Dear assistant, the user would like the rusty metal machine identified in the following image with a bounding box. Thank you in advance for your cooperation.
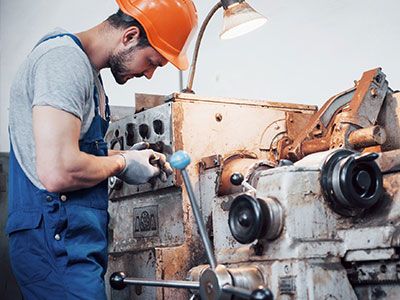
[106,68,400,299]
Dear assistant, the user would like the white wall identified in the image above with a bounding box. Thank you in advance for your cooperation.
[1,0,399,152]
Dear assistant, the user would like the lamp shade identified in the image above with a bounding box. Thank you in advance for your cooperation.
[220,1,267,40]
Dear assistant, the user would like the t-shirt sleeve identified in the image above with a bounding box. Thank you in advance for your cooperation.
[32,46,92,121]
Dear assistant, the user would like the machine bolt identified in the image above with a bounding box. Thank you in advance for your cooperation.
[370,88,378,98]
[252,242,264,256]
[284,265,290,274]
[380,265,387,273]
[215,113,223,122]
[374,74,382,84]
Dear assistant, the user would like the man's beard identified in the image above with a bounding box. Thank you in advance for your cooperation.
[109,45,136,85]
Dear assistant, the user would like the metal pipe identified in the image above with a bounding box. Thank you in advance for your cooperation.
[301,138,330,156]
[348,125,387,148]
[179,70,184,91]
[123,278,200,289]
[183,2,223,93]
[181,169,218,269]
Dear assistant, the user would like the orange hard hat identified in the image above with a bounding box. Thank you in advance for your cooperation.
[116,0,198,70]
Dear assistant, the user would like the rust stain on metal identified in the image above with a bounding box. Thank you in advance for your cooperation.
[376,149,400,173]
[199,154,222,170]
[218,157,271,196]
[278,68,390,162]
[156,246,192,300]
[285,111,315,141]
[135,93,167,113]
[172,102,185,187]
[348,126,387,148]
[301,138,330,156]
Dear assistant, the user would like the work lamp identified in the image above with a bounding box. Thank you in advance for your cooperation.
[183,0,267,93]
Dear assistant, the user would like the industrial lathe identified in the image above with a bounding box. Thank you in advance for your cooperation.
[106,68,400,299]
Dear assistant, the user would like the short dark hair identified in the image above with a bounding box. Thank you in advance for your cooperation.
[106,10,150,48]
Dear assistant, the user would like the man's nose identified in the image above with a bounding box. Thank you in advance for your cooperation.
[144,67,156,79]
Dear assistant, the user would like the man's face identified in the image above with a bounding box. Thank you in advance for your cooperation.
[109,44,168,85]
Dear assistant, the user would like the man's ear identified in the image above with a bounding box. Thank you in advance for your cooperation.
[122,26,140,46]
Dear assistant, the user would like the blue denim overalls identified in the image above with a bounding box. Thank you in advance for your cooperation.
[6,33,110,299]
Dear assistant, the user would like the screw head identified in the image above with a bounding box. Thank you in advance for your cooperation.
[215,113,223,122]
[370,88,378,98]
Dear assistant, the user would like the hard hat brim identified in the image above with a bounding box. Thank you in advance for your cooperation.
[154,46,189,71]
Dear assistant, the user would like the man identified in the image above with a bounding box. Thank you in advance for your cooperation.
[6,0,198,299]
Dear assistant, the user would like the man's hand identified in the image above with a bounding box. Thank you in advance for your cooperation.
[116,142,173,184]
[117,149,165,185]
[149,153,173,182]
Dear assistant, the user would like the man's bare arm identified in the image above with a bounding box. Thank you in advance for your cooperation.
[33,106,125,192]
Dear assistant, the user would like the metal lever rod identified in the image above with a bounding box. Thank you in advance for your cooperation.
[170,151,218,269]
[123,278,200,289]
[181,168,218,269]
[110,272,200,290]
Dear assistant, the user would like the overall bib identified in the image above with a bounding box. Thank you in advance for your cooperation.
[6,33,111,300]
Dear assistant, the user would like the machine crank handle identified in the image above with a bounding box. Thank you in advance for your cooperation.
[110,272,200,290]
[110,271,274,300]
[222,284,273,300]
[170,150,218,269]
[354,152,379,162]
[230,172,257,193]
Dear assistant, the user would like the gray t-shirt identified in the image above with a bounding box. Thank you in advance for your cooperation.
[9,29,106,189]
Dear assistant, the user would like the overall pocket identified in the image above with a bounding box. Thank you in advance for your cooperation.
[7,211,52,285]
[64,205,109,273]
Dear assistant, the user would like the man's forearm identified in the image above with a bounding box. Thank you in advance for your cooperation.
[37,150,125,192]
[108,149,123,156]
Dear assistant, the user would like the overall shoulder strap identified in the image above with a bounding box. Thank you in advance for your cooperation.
[35,32,111,122]
[35,33,84,51]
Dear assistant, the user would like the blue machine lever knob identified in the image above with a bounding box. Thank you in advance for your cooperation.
[169,150,191,170]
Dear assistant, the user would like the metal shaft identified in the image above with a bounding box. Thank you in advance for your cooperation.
[181,169,218,269]
[348,125,387,148]
[123,278,200,289]
[184,2,223,93]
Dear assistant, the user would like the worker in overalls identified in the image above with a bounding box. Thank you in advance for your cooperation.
[6,0,197,299]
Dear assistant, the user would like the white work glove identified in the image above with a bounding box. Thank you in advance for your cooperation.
[116,142,173,185]
[117,149,161,185]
